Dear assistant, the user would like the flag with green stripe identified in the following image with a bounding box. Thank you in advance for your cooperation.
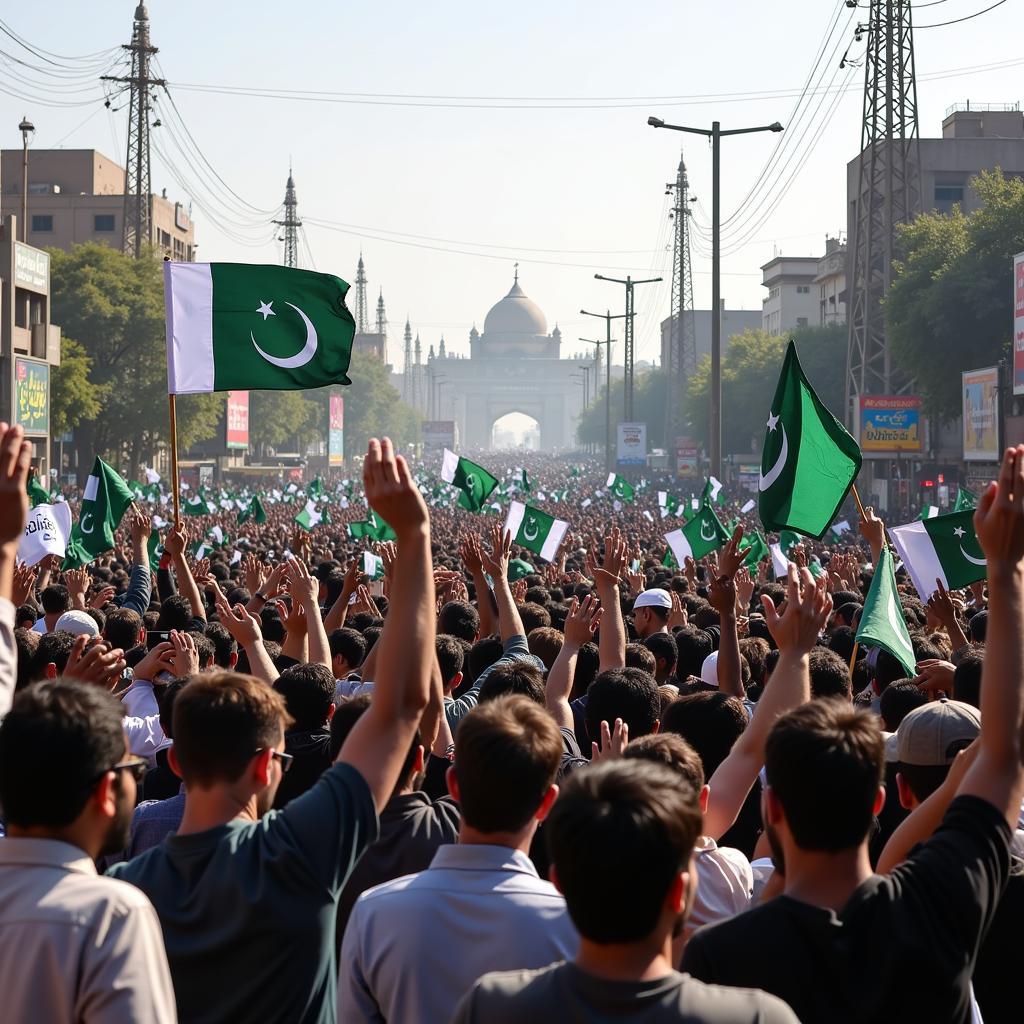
[889,510,986,602]
[856,545,916,677]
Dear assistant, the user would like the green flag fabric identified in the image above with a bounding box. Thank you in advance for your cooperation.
[701,477,724,506]
[953,487,977,512]
[362,551,385,580]
[739,530,769,569]
[662,547,677,568]
[606,473,635,503]
[27,472,50,508]
[508,558,534,582]
[504,501,568,562]
[63,457,134,569]
[165,262,356,394]
[147,528,164,569]
[658,491,680,515]
[348,510,396,542]
[183,493,212,517]
[758,340,862,538]
[237,495,267,525]
[664,503,729,565]
[889,510,987,602]
[856,546,916,677]
[441,449,498,512]
[294,500,323,531]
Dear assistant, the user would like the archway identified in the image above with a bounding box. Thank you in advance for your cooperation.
[490,411,541,450]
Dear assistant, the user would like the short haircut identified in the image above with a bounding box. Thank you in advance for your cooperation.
[157,678,188,739]
[189,632,215,668]
[454,695,562,833]
[438,601,479,643]
[274,663,335,731]
[826,626,857,664]
[329,627,367,669]
[478,661,546,706]
[518,602,551,633]
[545,760,702,943]
[953,648,983,709]
[638,604,670,625]
[468,635,503,682]
[435,634,465,687]
[879,679,928,732]
[29,630,77,682]
[585,668,660,741]
[675,627,714,681]
[157,594,195,631]
[0,679,125,827]
[645,633,678,675]
[172,673,291,786]
[625,642,657,675]
[969,610,987,643]
[329,693,372,759]
[809,647,853,702]
[572,642,600,700]
[40,585,71,616]
[874,649,908,692]
[104,608,144,652]
[662,690,748,776]
[765,700,884,851]
[527,627,563,671]
[623,732,705,791]
[204,621,238,668]
[738,637,769,686]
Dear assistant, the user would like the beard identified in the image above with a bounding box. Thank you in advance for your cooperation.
[99,774,135,858]
[765,821,786,876]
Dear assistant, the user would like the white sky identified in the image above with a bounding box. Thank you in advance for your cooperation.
[2,0,1020,366]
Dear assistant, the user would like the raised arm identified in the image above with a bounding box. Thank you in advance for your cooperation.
[323,558,364,633]
[957,446,1024,826]
[927,578,969,652]
[212,584,278,686]
[120,506,154,617]
[859,506,886,567]
[592,527,627,671]
[546,595,602,730]
[480,524,524,642]
[338,438,433,812]
[460,534,496,637]
[0,423,31,719]
[707,526,745,702]
[288,556,331,672]
[164,522,206,623]
[703,565,832,840]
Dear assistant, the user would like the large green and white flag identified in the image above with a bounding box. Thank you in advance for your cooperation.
[953,487,977,512]
[856,546,916,677]
[889,510,987,602]
[294,500,323,531]
[505,501,568,562]
[63,457,134,569]
[607,473,635,503]
[237,495,267,525]
[758,340,862,538]
[164,262,356,394]
[362,550,385,580]
[664,503,729,565]
[441,449,498,512]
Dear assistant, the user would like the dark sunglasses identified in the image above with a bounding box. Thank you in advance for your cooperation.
[108,758,148,783]
[254,748,294,774]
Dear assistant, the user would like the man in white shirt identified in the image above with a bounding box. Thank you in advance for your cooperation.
[338,694,578,1023]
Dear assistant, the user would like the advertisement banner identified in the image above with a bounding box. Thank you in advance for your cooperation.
[1014,252,1024,395]
[962,366,1000,462]
[675,436,699,478]
[14,358,48,434]
[328,393,345,467]
[14,243,49,291]
[225,391,249,449]
[859,396,923,453]
[617,422,647,466]
[422,420,456,450]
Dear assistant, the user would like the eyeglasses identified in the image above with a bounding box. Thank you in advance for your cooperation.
[108,758,148,783]
[254,748,294,774]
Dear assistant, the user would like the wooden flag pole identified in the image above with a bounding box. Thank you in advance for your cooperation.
[850,482,867,523]
[168,393,180,523]
[849,640,859,674]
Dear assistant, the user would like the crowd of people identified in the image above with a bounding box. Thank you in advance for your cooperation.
[0,415,1020,1024]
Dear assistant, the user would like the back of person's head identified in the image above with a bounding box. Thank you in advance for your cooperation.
[809,646,853,702]
[40,585,71,616]
[172,673,290,786]
[834,601,863,628]
[738,636,769,686]
[157,678,188,739]
[874,649,908,692]
[435,633,465,689]
[832,590,863,611]
[329,693,372,759]
[518,602,551,633]
[0,679,125,827]
[645,632,678,677]
[478,661,545,705]
[895,698,980,802]
[622,732,705,791]
[438,600,479,642]
[572,641,600,697]
[826,625,857,664]
[104,608,143,652]
[14,628,38,691]
[675,626,714,681]
[545,759,702,943]
[29,630,76,681]
[157,594,194,632]
[205,621,238,669]
[329,627,367,671]
[454,695,562,833]
[765,699,884,851]
[879,679,928,732]
[953,648,984,708]
[189,632,215,670]
[585,668,660,740]
[527,626,563,671]
[969,609,988,643]
[274,663,335,731]
[468,634,503,682]
[662,690,747,776]
[624,642,656,675]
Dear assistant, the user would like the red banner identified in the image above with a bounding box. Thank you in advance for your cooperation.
[226,391,249,449]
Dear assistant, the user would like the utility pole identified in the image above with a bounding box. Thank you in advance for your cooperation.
[648,115,784,477]
[594,275,661,422]
[353,254,369,333]
[581,310,629,470]
[103,4,165,258]
[413,333,423,414]
[846,0,921,418]
[18,116,34,243]
[274,167,301,268]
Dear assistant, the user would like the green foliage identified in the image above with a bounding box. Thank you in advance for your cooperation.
[50,336,106,436]
[887,169,1024,421]
[249,390,321,452]
[340,349,421,457]
[577,369,668,450]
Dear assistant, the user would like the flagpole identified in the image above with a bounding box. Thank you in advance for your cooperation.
[849,641,859,674]
[850,483,867,523]
[168,394,180,523]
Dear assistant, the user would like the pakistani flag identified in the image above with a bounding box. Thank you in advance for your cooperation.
[889,510,987,602]
[348,510,396,542]
[184,492,213,517]
[664,503,729,565]
[27,472,51,508]
[441,449,498,512]
[916,505,939,521]
[164,262,356,394]
[953,487,977,512]
[505,501,568,563]
[662,547,677,568]
[701,476,724,506]
[307,477,325,499]
[294,500,323,531]
[739,530,769,569]
[856,546,916,677]
[508,558,534,582]
[147,528,164,568]
[658,491,680,515]
[362,551,385,580]
[237,495,267,525]
[63,458,134,569]
[758,340,862,538]
[607,473,635,503]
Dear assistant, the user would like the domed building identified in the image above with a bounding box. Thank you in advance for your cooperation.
[472,273,561,359]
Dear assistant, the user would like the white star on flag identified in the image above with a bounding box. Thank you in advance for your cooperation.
[256,300,275,320]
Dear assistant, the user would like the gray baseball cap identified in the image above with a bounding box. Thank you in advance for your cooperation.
[895,698,979,767]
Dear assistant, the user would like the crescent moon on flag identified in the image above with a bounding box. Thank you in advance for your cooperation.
[80,512,94,535]
[959,544,987,567]
[886,591,914,657]
[523,517,540,542]
[700,519,717,543]
[251,302,318,369]
[759,422,789,492]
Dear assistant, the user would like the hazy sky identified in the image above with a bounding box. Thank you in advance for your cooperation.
[2,0,1020,367]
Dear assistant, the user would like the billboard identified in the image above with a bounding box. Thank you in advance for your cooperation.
[422,420,456,450]
[859,396,923,453]
[328,393,344,466]
[1014,252,1024,395]
[14,358,48,434]
[225,391,249,449]
[675,437,699,478]
[962,366,1000,462]
[617,422,647,466]
[13,243,49,291]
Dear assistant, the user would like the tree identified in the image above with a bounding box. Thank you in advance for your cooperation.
[249,391,321,454]
[340,349,420,457]
[577,369,668,450]
[887,169,1024,422]
[50,336,106,437]
[48,243,221,476]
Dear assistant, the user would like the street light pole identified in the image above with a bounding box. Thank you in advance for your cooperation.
[19,115,35,243]
[581,311,627,471]
[648,115,783,478]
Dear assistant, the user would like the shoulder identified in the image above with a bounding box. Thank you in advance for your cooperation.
[680,974,799,1023]
[457,963,565,1018]
[80,869,162,918]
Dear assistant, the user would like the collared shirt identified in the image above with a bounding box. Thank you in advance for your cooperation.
[120,679,171,760]
[0,837,176,1023]
[338,843,578,1023]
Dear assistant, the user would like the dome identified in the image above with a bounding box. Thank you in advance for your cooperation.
[483,278,548,339]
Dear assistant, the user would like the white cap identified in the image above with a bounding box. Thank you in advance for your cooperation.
[700,651,719,687]
[634,588,672,610]
[54,610,99,638]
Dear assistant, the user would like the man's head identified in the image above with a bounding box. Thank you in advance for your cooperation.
[450,695,561,837]
[29,630,77,682]
[674,626,714,681]
[895,698,980,808]
[54,610,100,639]
[527,627,563,671]
[438,600,480,643]
[204,622,239,670]
[624,642,657,676]
[170,673,292,814]
[644,632,678,684]
[633,589,671,639]
[0,679,138,858]
[517,602,551,633]
[274,663,336,731]
[329,627,367,679]
[40,585,71,618]
[953,648,984,708]
[435,634,465,695]
[478,660,546,705]
[585,668,660,741]
[157,594,195,632]
[878,678,928,733]
[104,608,145,653]
[808,647,853,702]
[662,690,747,777]
[546,759,702,944]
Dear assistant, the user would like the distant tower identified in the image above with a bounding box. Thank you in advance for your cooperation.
[102,4,165,257]
[375,289,388,363]
[413,333,423,413]
[438,336,446,359]
[274,167,301,269]
[402,318,413,403]
[353,254,369,333]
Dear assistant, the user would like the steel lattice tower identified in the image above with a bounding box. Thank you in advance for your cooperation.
[274,168,301,268]
[402,319,413,403]
[846,0,921,420]
[102,4,164,257]
[353,255,369,333]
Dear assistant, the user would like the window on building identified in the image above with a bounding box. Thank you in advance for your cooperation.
[796,285,810,294]
[934,185,964,204]
[94,214,116,232]
[796,317,809,328]
[31,214,53,233]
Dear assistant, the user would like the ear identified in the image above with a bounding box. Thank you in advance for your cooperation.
[139,626,147,646]
[253,748,275,788]
[651,719,660,735]
[46,662,57,680]
[873,783,886,816]
[168,746,184,780]
[666,869,686,915]
[90,771,118,821]
[229,651,238,670]
[325,703,336,723]
[699,783,710,816]
[413,745,425,774]
[446,764,460,802]
[763,784,784,826]
[450,671,463,692]
[534,783,559,823]
[895,772,916,811]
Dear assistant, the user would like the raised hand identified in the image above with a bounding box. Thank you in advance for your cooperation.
[215,599,263,649]
[668,590,688,629]
[164,521,187,559]
[914,658,955,696]
[64,637,126,691]
[285,556,318,608]
[363,437,428,539]
[12,563,38,606]
[0,422,31,550]
[564,594,603,648]
[64,566,90,606]
[90,585,117,610]
[132,641,176,682]
[859,506,886,561]
[761,564,833,656]
[719,525,745,578]
[459,535,484,577]
[170,629,201,678]
[243,553,267,595]
[511,578,528,603]
[591,717,629,763]
[481,524,512,579]
[128,504,150,550]
[735,566,756,613]
[974,445,1024,570]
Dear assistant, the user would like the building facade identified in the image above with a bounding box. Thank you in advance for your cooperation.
[815,236,846,326]
[760,256,819,335]
[659,307,762,368]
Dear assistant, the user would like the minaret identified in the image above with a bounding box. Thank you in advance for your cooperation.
[438,336,446,359]
[413,332,423,413]
[274,166,301,269]
[353,253,369,333]
[375,288,388,363]
[402,318,413,403]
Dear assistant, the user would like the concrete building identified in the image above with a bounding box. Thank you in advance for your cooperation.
[0,148,196,260]
[659,306,762,368]
[815,236,846,326]
[760,256,818,335]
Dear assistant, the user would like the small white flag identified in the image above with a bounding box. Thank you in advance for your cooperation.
[19,502,72,566]
[230,549,243,565]
[769,543,792,579]
[153,515,168,529]
[643,510,653,522]
[741,499,756,514]
[691,498,700,511]
[581,498,592,509]
[144,466,161,484]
